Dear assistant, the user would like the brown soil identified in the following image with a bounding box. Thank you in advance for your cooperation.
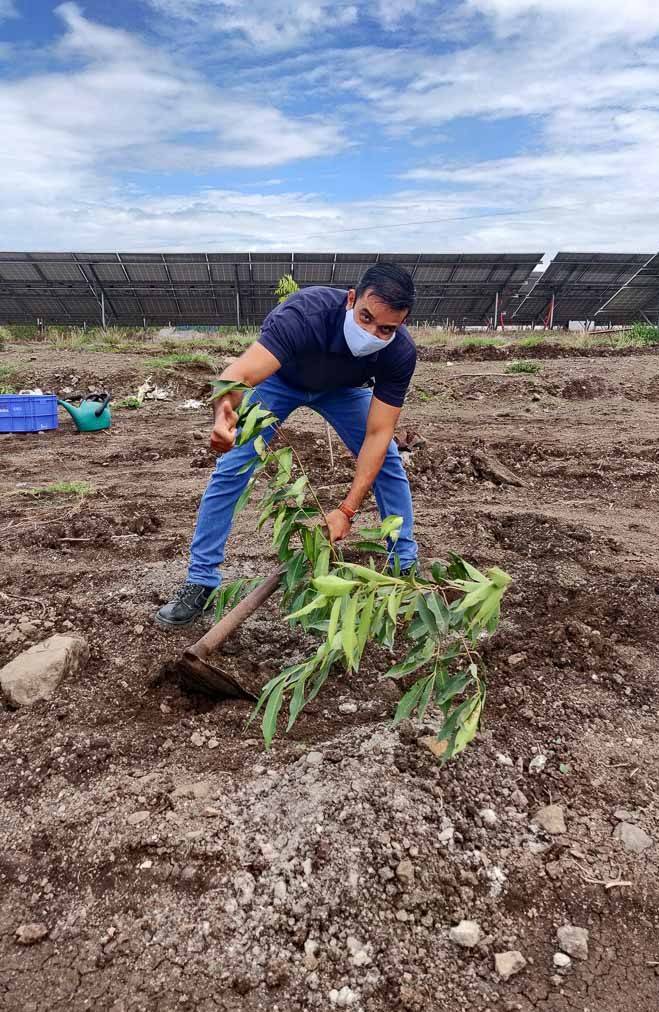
[1,342,658,1011]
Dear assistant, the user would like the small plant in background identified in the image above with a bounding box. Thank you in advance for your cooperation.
[505,360,542,375]
[146,351,215,371]
[458,336,506,349]
[275,274,300,303]
[517,335,544,349]
[208,380,512,761]
[628,322,659,346]
[114,396,141,409]
[0,363,20,394]
[20,480,95,498]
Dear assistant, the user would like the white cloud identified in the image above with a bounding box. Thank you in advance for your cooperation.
[0,0,17,21]
[145,0,358,49]
[465,0,659,42]
[0,1,344,205]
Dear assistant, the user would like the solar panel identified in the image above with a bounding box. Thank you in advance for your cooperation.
[0,250,545,326]
[594,253,659,322]
[512,252,654,324]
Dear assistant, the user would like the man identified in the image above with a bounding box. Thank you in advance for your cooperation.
[155,262,419,628]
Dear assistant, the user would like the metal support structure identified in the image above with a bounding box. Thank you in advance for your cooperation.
[493,290,499,330]
[100,291,106,330]
[234,263,242,328]
[161,254,182,318]
[548,292,555,329]
[115,253,146,319]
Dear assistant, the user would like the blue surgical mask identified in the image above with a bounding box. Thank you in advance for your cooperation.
[343,308,397,358]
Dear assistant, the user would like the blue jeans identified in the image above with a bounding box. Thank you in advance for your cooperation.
[187,374,418,588]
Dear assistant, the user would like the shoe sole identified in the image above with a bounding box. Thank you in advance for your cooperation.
[153,612,203,630]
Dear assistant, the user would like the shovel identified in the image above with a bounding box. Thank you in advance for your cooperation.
[178,566,285,699]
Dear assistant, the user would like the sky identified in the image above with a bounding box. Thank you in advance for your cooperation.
[1,1,659,253]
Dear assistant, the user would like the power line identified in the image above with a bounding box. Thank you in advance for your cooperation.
[298,203,583,242]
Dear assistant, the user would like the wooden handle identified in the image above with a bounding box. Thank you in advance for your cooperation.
[188,567,285,661]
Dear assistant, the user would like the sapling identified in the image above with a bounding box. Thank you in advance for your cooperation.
[208,379,512,761]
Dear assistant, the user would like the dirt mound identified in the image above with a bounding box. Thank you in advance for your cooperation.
[561,375,608,400]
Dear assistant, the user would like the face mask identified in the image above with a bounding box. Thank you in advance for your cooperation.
[343,307,397,358]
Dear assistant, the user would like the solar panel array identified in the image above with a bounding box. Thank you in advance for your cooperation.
[510,253,658,325]
[0,251,657,327]
[0,252,541,327]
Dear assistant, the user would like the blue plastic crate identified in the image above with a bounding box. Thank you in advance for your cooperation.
[0,394,59,433]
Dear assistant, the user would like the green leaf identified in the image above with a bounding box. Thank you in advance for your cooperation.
[415,593,439,636]
[353,540,389,555]
[209,379,251,401]
[287,475,308,503]
[426,593,449,635]
[312,575,357,597]
[430,560,448,583]
[434,672,469,706]
[262,679,286,748]
[341,594,358,669]
[287,595,328,620]
[314,547,331,578]
[380,515,404,539]
[386,637,435,679]
[341,562,400,586]
[452,695,484,756]
[356,591,376,659]
[237,454,259,475]
[356,525,384,540]
[286,665,312,731]
[234,479,255,514]
[392,679,425,726]
[322,596,341,645]
[387,589,402,623]
[274,447,293,485]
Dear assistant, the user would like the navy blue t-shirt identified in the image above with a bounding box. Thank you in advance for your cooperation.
[258,286,416,408]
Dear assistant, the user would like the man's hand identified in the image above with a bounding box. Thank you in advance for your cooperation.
[210,398,238,453]
[324,508,352,545]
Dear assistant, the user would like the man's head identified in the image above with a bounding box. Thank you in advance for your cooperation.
[346,263,415,341]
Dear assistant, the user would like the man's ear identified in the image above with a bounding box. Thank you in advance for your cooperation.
[346,288,356,309]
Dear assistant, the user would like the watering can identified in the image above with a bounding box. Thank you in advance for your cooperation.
[57,393,112,433]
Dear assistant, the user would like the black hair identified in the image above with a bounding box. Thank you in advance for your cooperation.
[355,262,416,311]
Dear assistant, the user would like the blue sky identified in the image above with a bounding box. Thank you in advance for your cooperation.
[1,0,659,252]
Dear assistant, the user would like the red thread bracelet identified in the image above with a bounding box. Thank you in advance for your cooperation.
[338,502,357,522]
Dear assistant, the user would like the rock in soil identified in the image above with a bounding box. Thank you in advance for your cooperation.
[495,950,527,980]
[557,924,589,960]
[553,952,572,969]
[449,920,481,948]
[0,634,89,706]
[533,804,567,835]
[15,923,49,945]
[613,821,654,853]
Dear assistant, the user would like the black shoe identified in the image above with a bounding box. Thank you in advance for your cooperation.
[399,561,426,580]
[154,582,214,629]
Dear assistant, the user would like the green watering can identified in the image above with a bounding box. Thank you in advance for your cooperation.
[57,393,112,433]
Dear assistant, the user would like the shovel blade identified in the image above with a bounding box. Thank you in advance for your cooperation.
[179,649,257,701]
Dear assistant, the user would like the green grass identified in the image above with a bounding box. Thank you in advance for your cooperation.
[628,323,659,346]
[516,335,545,348]
[145,351,215,370]
[458,336,506,349]
[20,480,95,498]
[114,396,141,409]
[505,360,542,374]
[0,363,22,393]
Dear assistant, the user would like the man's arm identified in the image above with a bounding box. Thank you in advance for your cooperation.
[210,343,281,452]
[325,397,401,544]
